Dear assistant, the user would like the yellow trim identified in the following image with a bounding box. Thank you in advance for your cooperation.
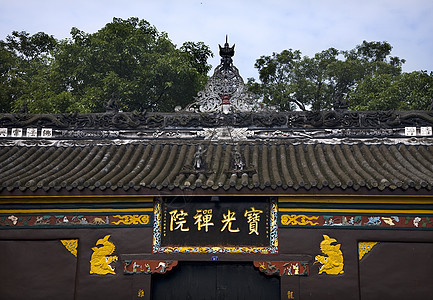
[0,208,153,214]
[279,208,433,214]
[278,195,433,204]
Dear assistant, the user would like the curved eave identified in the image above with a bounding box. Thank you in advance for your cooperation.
[1,141,432,196]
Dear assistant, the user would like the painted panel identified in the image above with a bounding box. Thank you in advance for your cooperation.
[0,210,152,228]
[279,213,433,229]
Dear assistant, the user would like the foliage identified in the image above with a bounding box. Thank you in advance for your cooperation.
[0,31,58,113]
[0,17,213,113]
[248,41,432,111]
[350,71,433,110]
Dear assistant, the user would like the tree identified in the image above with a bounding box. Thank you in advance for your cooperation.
[350,71,433,110]
[0,31,58,113]
[246,41,431,111]
[0,17,213,113]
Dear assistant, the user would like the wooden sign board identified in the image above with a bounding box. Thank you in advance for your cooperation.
[153,197,278,254]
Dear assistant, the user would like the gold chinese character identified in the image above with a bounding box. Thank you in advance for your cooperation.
[221,210,240,232]
[194,209,214,232]
[244,207,263,235]
[138,289,145,297]
[169,209,189,231]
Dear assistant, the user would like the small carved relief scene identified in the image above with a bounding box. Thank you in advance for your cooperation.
[254,261,309,276]
[124,260,178,275]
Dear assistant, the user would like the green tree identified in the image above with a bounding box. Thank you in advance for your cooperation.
[0,31,58,113]
[247,41,427,111]
[351,71,433,110]
[1,17,213,113]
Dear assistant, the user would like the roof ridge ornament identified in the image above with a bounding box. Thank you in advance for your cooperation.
[219,35,235,72]
[185,37,270,114]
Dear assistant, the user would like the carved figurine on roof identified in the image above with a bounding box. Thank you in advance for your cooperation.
[185,36,270,114]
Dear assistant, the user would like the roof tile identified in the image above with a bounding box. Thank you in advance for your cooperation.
[0,142,432,194]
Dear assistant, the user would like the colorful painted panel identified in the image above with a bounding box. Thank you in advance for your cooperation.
[0,211,152,228]
[254,261,309,276]
[153,197,278,254]
[280,214,433,230]
[124,260,178,275]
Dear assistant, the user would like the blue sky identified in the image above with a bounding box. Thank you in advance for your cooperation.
[1,0,432,80]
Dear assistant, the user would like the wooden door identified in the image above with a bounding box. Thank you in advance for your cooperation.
[151,261,280,300]
[359,242,433,299]
[0,240,77,299]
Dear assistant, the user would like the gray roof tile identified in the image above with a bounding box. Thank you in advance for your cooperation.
[0,142,432,194]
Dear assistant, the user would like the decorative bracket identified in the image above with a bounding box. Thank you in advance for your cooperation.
[358,242,379,260]
[254,261,309,276]
[123,260,178,275]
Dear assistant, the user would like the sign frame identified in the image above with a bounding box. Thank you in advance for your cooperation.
[152,197,278,254]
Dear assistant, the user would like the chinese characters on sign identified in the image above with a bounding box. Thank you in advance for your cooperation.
[155,197,278,253]
[168,207,262,235]
[194,209,214,232]
[244,207,263,235]
[169,209,189,231]
[221,210,240,233]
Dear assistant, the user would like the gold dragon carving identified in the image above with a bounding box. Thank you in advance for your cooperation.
[90,235,118,275]
[315,235,344,275]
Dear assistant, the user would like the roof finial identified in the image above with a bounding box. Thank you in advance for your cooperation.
[219,35,235,71]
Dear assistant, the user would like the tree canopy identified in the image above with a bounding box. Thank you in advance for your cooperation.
[2,24,432,114]
[0,17,213,113]
[247,41,433,111]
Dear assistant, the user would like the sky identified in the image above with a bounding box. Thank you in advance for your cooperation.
[1,0,432,80]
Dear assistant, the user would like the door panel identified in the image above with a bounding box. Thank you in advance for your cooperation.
[151,262,280,300]
[0,240,77,299]
[359,242,433,299]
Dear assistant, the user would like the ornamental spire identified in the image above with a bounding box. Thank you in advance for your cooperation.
[219,35,235,71]
[185,37,270,114]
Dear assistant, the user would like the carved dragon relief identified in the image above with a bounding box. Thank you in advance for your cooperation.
[315,235,344,275]
[90,235,118,275]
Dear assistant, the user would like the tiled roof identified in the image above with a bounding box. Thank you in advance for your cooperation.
[1,141,432,194]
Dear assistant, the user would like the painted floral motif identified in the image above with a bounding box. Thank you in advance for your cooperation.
[358,242,378,260]
[112,214,150,225]
[281,214,319,226]
[61,239,78,257]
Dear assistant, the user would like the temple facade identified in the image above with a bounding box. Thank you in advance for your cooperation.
[1,41,432,299]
